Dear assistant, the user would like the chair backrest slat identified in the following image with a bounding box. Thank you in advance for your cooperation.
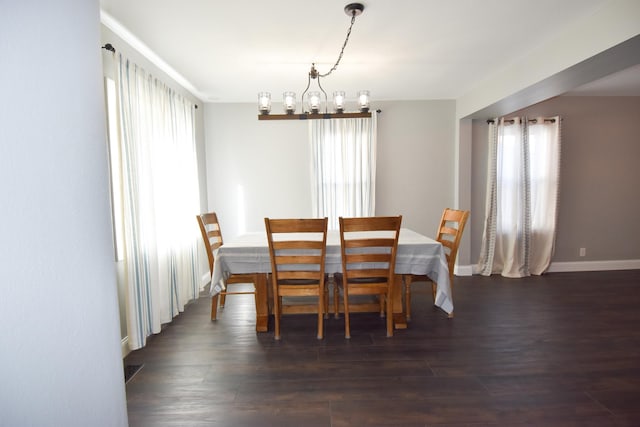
[339,216,402,284]
[265,218,328,285]
[435,208,469,277]
[197,212,225,273]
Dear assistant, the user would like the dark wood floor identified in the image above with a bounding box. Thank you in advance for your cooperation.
[125,270,640,426]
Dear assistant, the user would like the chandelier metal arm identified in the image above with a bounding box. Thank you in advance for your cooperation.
[301,63,329,113]
[300,70,313,111]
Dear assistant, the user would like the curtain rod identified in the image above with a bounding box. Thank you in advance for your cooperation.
[486,117,558,124]
[100,42,199,109]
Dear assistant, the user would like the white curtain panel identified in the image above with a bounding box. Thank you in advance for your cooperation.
[310,116,377,230]
[477,116,561,278]
[117,55,201,349]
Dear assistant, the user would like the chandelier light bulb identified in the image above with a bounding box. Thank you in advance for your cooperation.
[258,92,271,115]
[357,90,370,113]
[283,91,296,114]
[307,91,321,114]
[333,91,345,113]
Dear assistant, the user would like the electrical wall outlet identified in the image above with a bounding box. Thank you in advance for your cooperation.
[579,247,586,257]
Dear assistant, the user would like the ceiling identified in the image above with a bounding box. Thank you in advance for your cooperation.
[100,0,638,104]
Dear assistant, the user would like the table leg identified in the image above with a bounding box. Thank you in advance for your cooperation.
[393,274,407,329]
[255,273,269,332]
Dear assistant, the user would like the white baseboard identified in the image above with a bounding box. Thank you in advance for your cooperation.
[547,259,640,273]
[201,272,211,287]
[460,259,640,276]
[454,264,474,276]
[121,336,130,359]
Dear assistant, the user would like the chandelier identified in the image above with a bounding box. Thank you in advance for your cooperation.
[258,3,371,120]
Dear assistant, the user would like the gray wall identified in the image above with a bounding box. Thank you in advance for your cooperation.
[203,100,457,240]
[1,2,128,425]
[455,2,640,270]
[470,96,640,266]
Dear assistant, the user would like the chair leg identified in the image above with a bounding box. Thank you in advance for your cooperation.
[210,294,220,321]
[333,277,340,319]
[343,287,351,339]
[273,296,281,340]
[317,287,324,340]
[379,294,385,317]
[405,276,412,321]
[219,291,227,307]
[266,273,273,314]
[273,278,281,340]
[386,289,393,337]
[323,278,330,320]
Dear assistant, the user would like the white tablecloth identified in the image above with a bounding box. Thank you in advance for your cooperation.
[210,228,453,314]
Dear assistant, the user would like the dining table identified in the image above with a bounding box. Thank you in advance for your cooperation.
[210,228,452,332]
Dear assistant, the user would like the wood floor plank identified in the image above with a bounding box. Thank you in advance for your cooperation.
[125,270,640,426]
[330,392,611,426]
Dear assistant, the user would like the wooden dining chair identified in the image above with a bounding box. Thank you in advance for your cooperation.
[336,215,402,339]
[265,217,329,340]
[197,212,257,321]
[404,208,469,320]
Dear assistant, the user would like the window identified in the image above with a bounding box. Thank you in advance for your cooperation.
[310,117,377,229]
[478,117,561,277]
[106,54,202,350]
[104,77,125,261]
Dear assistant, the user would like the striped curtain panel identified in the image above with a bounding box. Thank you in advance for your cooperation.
[476,116,561,278]
[117,55,201,350]
[310,116,377,230]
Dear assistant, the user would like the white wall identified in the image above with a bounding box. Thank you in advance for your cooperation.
[203,101,456,240]
[204,103,313,237]
[0,2,127,425]
[375,101,457,236]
